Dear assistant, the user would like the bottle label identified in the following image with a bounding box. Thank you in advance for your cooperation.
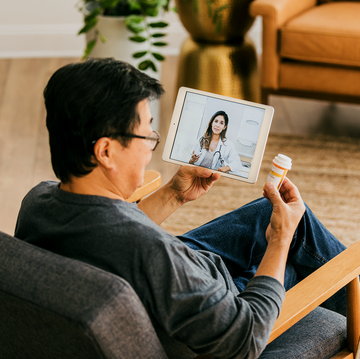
[266,163,288,190]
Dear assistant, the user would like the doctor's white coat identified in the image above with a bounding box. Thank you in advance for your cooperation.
[190,137,243,175]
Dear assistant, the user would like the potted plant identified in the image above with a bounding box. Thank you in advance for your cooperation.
[78,0,171,72]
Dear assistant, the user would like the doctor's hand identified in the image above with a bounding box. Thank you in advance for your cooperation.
[168,166,220,204]
[189,151,200,164]
[217,166,230,173]
[263,178,305,248]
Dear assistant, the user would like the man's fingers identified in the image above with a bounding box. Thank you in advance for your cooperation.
[279,177,302,203]
[180,166,218,180]
[263,182,283,207]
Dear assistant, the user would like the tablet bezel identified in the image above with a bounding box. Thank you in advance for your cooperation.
[162,87,274,184]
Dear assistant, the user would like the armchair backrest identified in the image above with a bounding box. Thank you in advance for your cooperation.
[0,231,168,359]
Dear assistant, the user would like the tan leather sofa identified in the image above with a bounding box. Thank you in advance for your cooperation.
[250,0,360,104]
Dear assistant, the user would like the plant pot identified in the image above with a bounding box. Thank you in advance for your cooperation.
[174,0,255,43]
[85,15,162,80]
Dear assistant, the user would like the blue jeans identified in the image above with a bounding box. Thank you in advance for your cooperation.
[178,197,347,316]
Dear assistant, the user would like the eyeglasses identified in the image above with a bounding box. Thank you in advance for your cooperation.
[92,130,161,151]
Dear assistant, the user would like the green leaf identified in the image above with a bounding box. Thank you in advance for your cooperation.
[152,41,167,47]
[172,6,178,13]
[127,23,146,33]
[207,3,212,17]
[141,0,166,7]
[129,36,147,42]
[149,21,168,28]
[84,8,101,22]
[78,17,98,35]
[144,7,159,17]
[100,0,120,8]
[152,52,165,61]
[96,30,106,43]
[82,39,97,59]
[133,51,148,58]
[216,3,229,12]
[212,12,219,25]
[138,60,150,70]
[215,18,222,34]
[126,15,144,24]
[128,0,142,11]
[148,60,157,72]
[125,15,146,33]
[151,33,166,38]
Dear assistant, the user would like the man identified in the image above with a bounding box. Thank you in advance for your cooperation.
[15,58,347,358]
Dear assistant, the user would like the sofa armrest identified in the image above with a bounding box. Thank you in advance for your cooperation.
[269,240,360,353]
[250,0,317,90]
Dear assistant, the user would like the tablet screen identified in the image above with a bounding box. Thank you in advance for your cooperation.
[163,87,274,184]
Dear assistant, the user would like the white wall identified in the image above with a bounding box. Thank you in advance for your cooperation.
[0,0,188,58]
[0,0,261,58]
[0,0,84,57]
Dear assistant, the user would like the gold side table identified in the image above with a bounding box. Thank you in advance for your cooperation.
[176,36,260,102]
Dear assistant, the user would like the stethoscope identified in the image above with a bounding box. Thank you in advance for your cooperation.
[213,145,225,166]
[199,143,225,166]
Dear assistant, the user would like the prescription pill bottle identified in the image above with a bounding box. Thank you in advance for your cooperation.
[266,154,292,190]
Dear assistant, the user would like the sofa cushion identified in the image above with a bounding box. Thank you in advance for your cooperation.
[280,2,360,67]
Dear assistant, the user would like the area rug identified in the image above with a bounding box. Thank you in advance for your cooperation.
[160,134,360,247]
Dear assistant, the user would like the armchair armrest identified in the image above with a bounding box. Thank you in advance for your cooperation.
[250,0,317,90]
[126,170,161,203]
[269,240,360,354]
[250,0,316,27]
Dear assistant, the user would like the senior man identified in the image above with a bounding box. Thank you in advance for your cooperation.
[15,58,347,359]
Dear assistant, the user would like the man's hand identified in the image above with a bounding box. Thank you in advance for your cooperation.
[255,178,305,284]
[138,166,220,225]
[168,166,220,204]
[263,177,305,247]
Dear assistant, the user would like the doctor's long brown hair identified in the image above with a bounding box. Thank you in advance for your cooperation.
[200,111,229,151]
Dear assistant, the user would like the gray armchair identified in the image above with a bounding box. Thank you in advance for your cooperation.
[1,229,359,358]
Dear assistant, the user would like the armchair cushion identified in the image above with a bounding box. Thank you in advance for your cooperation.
[281,2,360,67]
[260,307,346,358]
[279,61,360,96]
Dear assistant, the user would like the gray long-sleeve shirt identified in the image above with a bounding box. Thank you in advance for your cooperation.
[15,181,285,359]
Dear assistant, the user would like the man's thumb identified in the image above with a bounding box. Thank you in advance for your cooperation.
[264,182,281,205]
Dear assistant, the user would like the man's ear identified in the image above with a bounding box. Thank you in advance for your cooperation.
[93,138,114,169]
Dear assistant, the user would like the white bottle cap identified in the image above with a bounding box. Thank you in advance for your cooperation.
[273,154,292,170]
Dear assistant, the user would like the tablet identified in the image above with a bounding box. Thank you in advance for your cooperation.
[162,87,274,184]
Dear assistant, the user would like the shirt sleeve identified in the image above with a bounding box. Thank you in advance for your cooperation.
[138,231,285,359]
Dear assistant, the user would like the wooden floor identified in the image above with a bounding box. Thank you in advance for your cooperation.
[1,56,360,236]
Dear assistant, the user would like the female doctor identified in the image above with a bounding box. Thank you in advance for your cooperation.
[189,110,243,175]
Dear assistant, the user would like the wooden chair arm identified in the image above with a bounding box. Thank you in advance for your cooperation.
[126,170,161,203]
[269,240,360,353]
